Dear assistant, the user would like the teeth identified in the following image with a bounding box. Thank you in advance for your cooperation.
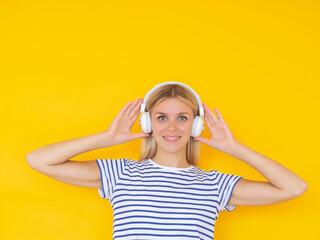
[164,136,180,139]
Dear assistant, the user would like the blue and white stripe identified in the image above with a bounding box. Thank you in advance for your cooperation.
[96,158,243,240]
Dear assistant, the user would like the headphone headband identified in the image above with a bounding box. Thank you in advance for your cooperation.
[140,81,204,117]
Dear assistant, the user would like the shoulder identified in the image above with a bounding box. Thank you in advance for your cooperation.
[191,167,240,181]
[192,166,216,175]
[189,166,217,180]
[123,158,151,170]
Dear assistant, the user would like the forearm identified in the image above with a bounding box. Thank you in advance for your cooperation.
[225,140,308,195]
[26,131,114,167]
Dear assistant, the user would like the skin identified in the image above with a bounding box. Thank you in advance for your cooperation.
[149,97,195,168]
[148,97,308,206]
[108,96,308,206]
[25,95,308,207]
[194,102,308,206]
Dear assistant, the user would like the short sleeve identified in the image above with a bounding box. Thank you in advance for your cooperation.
[96,158,126,200]
[214,170,243,212]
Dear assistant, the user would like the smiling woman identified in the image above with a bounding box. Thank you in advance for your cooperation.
[139,82,203,167]
[148,97,195,166]
[27,81,307,240]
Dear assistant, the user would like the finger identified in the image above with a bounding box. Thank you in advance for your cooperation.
[203,103,219,123]
[131,132,150,140]
[133,100,143,120]
[204,115,216,136]
[204,103,219,123]
[126,98,140,117]
[130,98,144,121]
[193,136,211,146]
[203,105,217,126]
[118,101,133,119]
[129,98,143,119]
[214,108,225,122]
[204,113,215,128]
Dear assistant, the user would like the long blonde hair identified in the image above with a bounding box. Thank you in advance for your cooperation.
[138,84,201,167]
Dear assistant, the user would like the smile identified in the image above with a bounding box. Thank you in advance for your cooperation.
[163,136,181,142]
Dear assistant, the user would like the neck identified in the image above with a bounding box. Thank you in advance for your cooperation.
[151,148,190,168]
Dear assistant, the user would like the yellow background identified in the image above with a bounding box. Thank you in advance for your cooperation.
[1,0,319,239]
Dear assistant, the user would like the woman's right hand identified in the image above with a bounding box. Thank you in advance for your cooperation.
[104,98,150,145]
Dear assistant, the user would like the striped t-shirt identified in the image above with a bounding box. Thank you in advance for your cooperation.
[96,158,243,240]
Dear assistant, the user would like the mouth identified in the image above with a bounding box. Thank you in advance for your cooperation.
[163,136,181,142]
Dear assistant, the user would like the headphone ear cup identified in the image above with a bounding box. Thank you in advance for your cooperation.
[191,116,205,137]
[139,112,152,133]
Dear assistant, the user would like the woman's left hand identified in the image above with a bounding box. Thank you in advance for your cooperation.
[193,103,237,153]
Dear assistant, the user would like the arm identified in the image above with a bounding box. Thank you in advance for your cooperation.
[26,131,113,168]
[26,131,115,189]
[27,97,147,167]
[194,103,308,206]
[225,141,308,206]
[26,98,149,188]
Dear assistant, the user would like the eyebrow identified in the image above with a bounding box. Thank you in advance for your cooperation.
[154,112,191,116]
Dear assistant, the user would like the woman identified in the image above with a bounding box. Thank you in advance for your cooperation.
[26,82,308,240]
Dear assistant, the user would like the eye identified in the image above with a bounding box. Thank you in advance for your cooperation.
[158,116,166,121]
[179,116,187,121]
[157,116,188,121]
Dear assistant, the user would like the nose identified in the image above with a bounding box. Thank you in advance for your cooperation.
[167,119,177,130]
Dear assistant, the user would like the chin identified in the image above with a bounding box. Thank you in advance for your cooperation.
[158,142,187,153]
[160,148,183,154]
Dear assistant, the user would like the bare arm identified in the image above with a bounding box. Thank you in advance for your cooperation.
[227,141,308,206]
[26,98,148,167]
[26,131,113,168]
[194,103,308,206]
[26,98,149,188]
[26,131,116,189]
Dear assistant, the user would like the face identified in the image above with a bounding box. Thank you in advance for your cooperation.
[150,97,194,153]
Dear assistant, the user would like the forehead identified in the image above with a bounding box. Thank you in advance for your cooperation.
[152,98,193,114]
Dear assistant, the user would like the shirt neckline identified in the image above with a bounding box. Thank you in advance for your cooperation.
[148,158,194,171]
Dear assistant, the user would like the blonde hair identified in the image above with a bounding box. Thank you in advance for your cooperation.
[138,84,201,167]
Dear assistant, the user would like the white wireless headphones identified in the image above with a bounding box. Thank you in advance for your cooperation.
[139,81,205,137]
